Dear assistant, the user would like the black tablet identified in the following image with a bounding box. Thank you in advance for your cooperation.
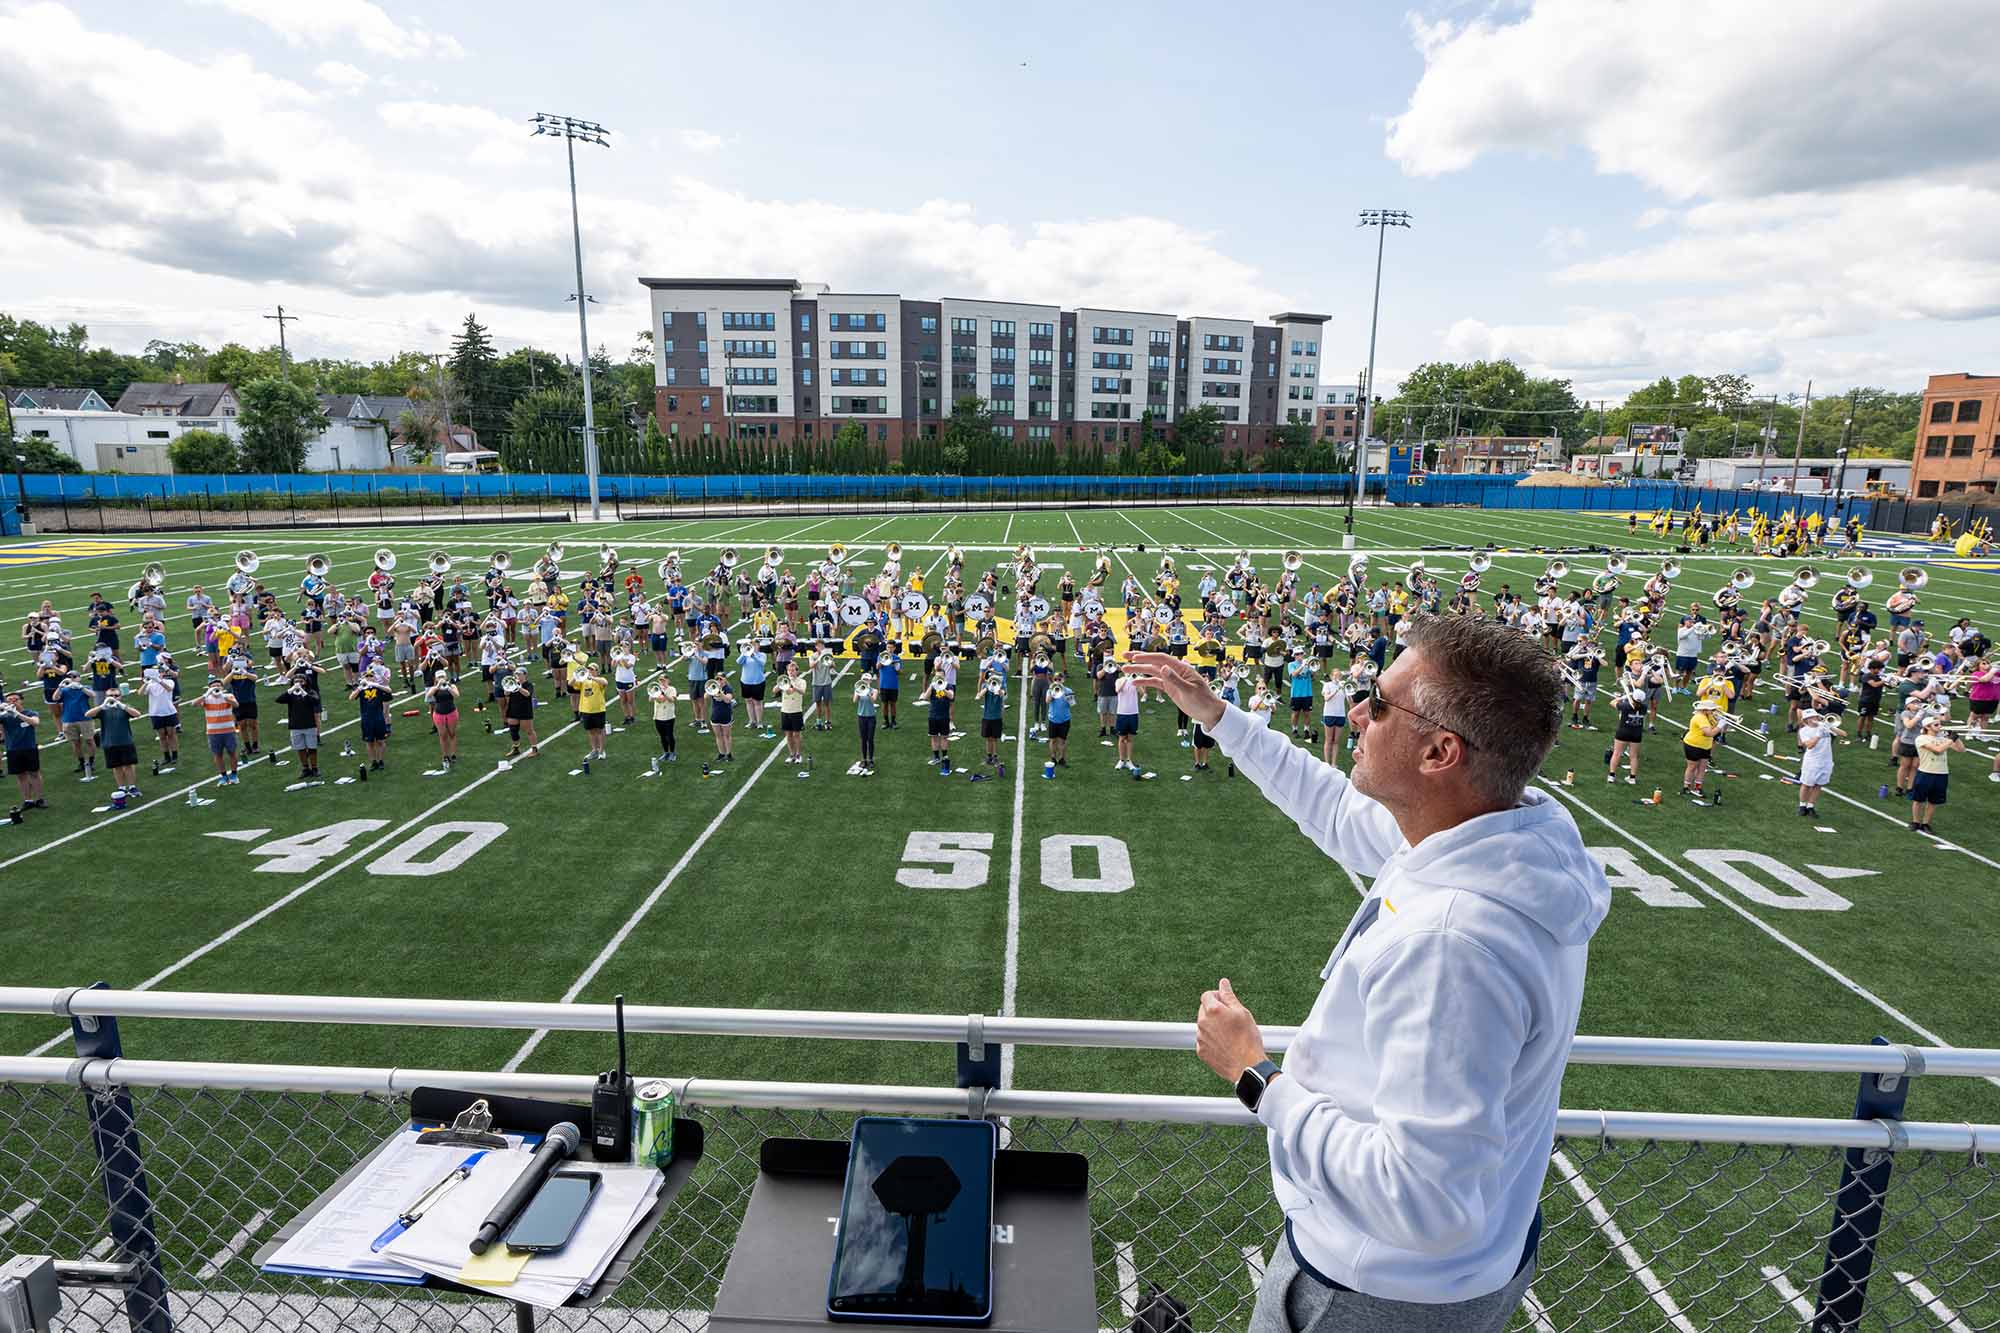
[827,1116,997,1325]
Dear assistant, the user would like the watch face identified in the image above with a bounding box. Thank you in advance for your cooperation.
[1235,1066,1266,1112]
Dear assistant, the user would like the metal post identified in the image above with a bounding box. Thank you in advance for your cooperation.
[70,982,174,1333]
[532,113,611,522]
[1790,380,1812,497]
[1812,1035,1913,1331]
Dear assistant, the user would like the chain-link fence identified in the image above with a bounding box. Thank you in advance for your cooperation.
[2,1079,1994,1332]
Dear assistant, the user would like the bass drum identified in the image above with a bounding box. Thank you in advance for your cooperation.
[965,592,993,617]
[899,590,931,619]
[838,595,871,627]
[1023,595,1052,623]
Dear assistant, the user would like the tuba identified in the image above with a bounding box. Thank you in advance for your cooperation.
[235,549,262,575]
[598,544,619,572]
[1282,550,1303,573]
[1659,559,1683,580]
[372,549,396,572]
[1730,568,1756,591]
[142,561,167,590]
[1544,558,1569,580]
[1898,567,1927,591]
[1845,566,1872,589]
[1467,552,1493,575]
[489,550,512,573]
[546,541,566,565]
[427,550,453,576]
[1605,554,1629,576]
[720,547,739,570]
[886,542,903,563]
[1159,554,1176,576]
[1792,565,1819,590]
[829,542,848,565]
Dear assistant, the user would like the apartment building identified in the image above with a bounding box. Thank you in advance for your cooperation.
[641,277,1328,457]
[1911,372,2000,498]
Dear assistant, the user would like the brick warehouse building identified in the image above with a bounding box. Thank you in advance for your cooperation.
[642,277,1330,459]
[1911,372,2000,499]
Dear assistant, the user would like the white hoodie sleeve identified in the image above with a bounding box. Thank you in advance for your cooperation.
[1210,702,1403,876]
[1257,926,1533,1254]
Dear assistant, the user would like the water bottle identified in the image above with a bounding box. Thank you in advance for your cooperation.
[1043,759,1055,778]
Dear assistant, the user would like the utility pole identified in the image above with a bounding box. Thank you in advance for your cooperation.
[1356,210,1411,528]
[263,304,299,370]
[532,111,612,520]
[1758,394,1777,489]
[1789,379,1812,497]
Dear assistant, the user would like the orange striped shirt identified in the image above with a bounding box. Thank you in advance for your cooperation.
[203,694,238,735]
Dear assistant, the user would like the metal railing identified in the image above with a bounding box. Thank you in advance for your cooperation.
[1,988,1996,1331]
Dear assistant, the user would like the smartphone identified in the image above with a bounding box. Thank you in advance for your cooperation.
[827,1117,996,1325]
[503,1169,601,1254]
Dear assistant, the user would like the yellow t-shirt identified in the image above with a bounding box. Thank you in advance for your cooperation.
[1695,675,1735,708]
[575,676,607,715]
[1683,711,1721,751]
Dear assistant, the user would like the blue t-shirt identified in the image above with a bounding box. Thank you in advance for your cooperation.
[58,682,93,724]
[879,658,900,690]
[982,686,1005,721]
[98,705,136,750]
[1289,662,1314,698]
[928,688,952,722]
[1047,690,1072,725]
[738,650,767,686]
[1,711,38,752]
[138,631,166,668]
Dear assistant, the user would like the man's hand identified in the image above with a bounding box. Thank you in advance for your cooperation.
[1126,651,1225,730]
[1196,978,1268,1084]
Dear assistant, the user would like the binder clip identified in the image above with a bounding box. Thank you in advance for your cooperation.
[415,1097,509,1149]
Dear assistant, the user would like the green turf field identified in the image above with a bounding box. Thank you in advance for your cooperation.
[3,502,1996,1329]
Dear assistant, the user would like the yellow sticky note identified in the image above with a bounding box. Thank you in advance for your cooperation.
[457,1244,534,1287]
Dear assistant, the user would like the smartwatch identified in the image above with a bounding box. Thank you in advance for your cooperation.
[1235,1059,1282,1113]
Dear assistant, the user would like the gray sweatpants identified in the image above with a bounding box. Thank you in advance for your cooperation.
[1248,1240,1535,1333]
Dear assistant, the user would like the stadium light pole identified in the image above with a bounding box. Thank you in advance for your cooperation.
[532,111,611,521]
[1356,210,1410,530]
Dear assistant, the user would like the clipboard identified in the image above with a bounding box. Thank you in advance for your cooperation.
[256,1086,703,1310]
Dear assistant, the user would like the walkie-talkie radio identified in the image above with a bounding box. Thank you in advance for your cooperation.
[591,994,634,1162]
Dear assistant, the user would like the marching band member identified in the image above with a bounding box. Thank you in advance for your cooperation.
[611,640,639,725]
[573,663,609,762]
[707,673,737,763]
[811,643,837,732]
[1909,716,1964,832]
[281,674,324,781]
[2,690,48,809]
[852,675,879,775]
[200,675,243,786]
[84,686,145,801]
[922,667,955,773]
[978,668,1007,767]
[877,641,902,730]
[1681,699,1725,797]
[55,671,97,780]
[1795,707,1836,818]
[1045,675,1073,768]
[225,652,262,758]
[647,679,679,764]
[1286,646,1315,737]
[429,675,463,768]
[1607,680,1646,785]
[1112,661,1141,773]
[351,667,396,769]
[777,661,809,764]
[1320,666,1351,768]
[144,662,181,771]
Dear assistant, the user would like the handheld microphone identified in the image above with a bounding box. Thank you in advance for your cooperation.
[469,1121,579,1255]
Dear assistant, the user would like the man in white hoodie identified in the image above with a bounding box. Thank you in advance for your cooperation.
[1129,614,1609,1332]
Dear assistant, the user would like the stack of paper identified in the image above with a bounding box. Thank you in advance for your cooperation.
[379,1159,664,1310]
[263,1132,533,1283]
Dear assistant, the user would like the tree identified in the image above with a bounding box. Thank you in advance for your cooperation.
[501,386,584,474]
[1384,359,1586,443]
[14,434,82,473]
[208,342,288,388]
[236,376,328,472]
[449,314,501,446]
[397,409,437,466]
[168,428,239,474]
[940,396,994,474]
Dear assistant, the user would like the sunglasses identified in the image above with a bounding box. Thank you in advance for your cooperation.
[1364,684,1477,751]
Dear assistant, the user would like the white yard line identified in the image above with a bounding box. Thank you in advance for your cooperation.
[1760,1265,1816,1322]
[928,516,955,542]
[999,667,1028,1090]
[1063,508,1085,549]
[1241,1245,1267,1292]
[1003,510,1015,545]
[1112,1238,1140,1321]
[194,1208,272,1282]
[1115,509,1165,548]
[1550,1151,1698,1333]
[502,662,859,1073]
[1538,779,2000,1086]
[1519,1287,1559,1332]
[1895,1271,1975,1331]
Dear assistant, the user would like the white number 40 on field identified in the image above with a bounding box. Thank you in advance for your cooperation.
[239,820,509,876]
[896,831,1134,894]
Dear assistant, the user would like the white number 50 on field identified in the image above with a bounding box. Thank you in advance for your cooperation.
[896,830,1133,894]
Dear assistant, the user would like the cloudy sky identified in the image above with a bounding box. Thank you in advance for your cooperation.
[3,0,1995,402]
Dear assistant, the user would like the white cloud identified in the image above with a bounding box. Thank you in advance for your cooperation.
[1539,225,1586,259]
[675,129,724,154]
[0,4,1289,365]
[313,60,369,91]
[1384,0,2000,397]
[1442,313,1786,397]
[191,0,464,60]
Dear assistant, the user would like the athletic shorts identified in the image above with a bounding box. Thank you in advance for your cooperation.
[879,687,899,703]
[1615,722,1645,743]
[1048,720,1070,739]
[1324,714,1344,729]
[928,716,950,737]
[814,684,832,703]
[1291,694,1313,711]
[362,717,389,742]
[1574,683,1599,703]
[1096,696,1116,717]
[649,634,669,650]
[1683,743,1712,763]
[1895,741,1919,759]
[151,715,176,731]
[432,711,458,729]
[1114,714,1138,737]
[981,718,1002,739]
[289,728,319,752]
[207,732,237,756]
[394,644,415,662]
[104,743,138,769]
[1970,698,1998,717]
[1911,771,1948,805]
[741,680,765,701]
[5,749,39,776]
[235,700,258,721]
[581,712,606,732]
[1675,655,1696,673]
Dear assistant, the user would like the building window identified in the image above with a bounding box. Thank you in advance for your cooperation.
[1950,435,1975,457]
[1028,425,1052,441]
[1201,357,1242,374]
[920,315,939,333]
[992,398,1015,417]
[1029,400,1052,418]
[801,368,812,385]
[723,339,776,356]
[1091,326,1133,345]
[1091,352,1133,370]
[992,372,1015,388]
[665,394,678,411]
[991,319,1015,336]
[695,312,705,327]
[1930,401,1953,423]
[1917,479,1940,497]
[1030,321,1054,338]
[951,317,977,334]
[699,367,709,385]
[1943,480,1967,493]
[722,311,776,330]
[991,347,1015,363]
[1959,400,1984,422]
[876,424,887,442]
[663,312,674,327]
[800,312,812,332]
[700,395,711,411]
[1030,348,1052,366]
[665,367,677,385]
[662,339,674,355]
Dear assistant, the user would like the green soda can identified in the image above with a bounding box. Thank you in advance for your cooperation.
[632,1080,676,1169]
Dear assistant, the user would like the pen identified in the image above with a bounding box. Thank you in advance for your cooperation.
[371,1151,486,1252]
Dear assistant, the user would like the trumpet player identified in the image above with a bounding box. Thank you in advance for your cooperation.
[1681,700,1725,796]
[777,660,809,764]
[852,675,879,774]
[1287,646,1316,738]
[978,668,1007,767]
[707,674,737,763]
[1795,707,1837,817]
[1909,716,1965,832]
[1608,680,1646,785]
[646,680,679,764]
[572,662,610,762]
[1565,646,1601,731]
[810,643,836,732]
[2,690,48,809]
[1320,666,1353,768]
[922,667,955,772]
[350,667,396,769]
[1046,675,1073,768]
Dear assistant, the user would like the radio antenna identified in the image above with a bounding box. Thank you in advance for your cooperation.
[614,994,628,1082]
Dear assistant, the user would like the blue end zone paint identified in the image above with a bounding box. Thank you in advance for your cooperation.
[0,538,213,568]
